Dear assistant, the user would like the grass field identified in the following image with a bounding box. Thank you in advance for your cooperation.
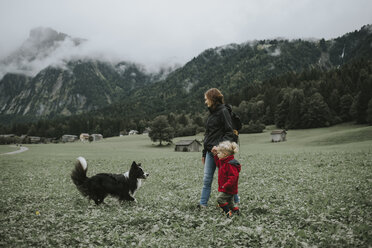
[0,123,371,247]
[0,145,18,154]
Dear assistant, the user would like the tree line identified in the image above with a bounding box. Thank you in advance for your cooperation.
[228,58,372,129]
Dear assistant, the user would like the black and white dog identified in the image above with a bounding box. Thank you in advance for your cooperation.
[71,157,149,205]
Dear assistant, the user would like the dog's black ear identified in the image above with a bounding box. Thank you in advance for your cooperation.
[131,161,137,167]
[138,163,141,167]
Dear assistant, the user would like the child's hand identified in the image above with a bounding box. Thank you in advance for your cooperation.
[211,146,218,155]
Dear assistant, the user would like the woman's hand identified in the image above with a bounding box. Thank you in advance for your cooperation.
[202,157,205,165]
[211,146,218,156]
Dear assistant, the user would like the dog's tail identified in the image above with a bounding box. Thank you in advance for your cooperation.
[71,157,89,197]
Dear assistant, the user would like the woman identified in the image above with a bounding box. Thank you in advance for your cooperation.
[198,88,240,208]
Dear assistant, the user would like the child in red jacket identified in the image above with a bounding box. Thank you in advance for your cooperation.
[212,141,241,217]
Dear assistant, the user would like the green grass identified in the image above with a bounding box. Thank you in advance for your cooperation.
[0,145,19,154]
[1,123,371,247]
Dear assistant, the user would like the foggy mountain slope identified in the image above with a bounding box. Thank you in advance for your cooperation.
[0,25,371,124]
[0,60,161,120]
[97,24,372,118]
[0,27,86,79]
[0,27,172,121]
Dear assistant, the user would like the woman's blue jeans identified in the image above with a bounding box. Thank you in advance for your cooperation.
[199,151,240,206]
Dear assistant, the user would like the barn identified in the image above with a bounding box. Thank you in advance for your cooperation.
[128,130,139,135]
[80,133,90,142]
[271,130,287,142]
[175,139,202,152]
[91,134,103,141]
[29,136,41,144]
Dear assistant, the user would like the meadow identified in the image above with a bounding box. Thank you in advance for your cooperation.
[0,123,371,247]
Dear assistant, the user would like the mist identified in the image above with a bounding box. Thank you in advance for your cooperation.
[0,0,371,78]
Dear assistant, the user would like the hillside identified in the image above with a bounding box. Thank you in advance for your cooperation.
[81,24,372,119]
[236,123,372,154]
[0,25,371,131]
[0,60,166,122]
[0,27,170,122]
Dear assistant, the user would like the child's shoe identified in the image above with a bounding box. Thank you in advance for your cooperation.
[219,203,229,212]
[233,209,240,215]
[226,210,233,218]
[232,207,240,215]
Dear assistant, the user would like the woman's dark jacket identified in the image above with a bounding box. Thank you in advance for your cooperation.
[202,104,235,157]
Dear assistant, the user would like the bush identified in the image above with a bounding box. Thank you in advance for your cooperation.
[240,120,265,133]
[175,125,198,137]
[0,136,23,144]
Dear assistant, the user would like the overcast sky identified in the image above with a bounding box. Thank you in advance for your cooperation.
[0,0,371,70]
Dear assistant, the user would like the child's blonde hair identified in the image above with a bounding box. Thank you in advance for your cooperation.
[217,141,239,156]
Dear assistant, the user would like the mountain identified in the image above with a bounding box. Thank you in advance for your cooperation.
[95,24,372,118]
[1,25,371,124]
[0,27,172,122]
[0,60,165,122]
[0,27,86,78]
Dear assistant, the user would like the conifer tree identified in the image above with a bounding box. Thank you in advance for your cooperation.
[288,88,305,128]
[340,94,353,121]
[306,93,331,127]
[366,98,372,125]
[275,93,290,129]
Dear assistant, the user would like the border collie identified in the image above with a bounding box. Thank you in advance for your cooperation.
[71,157,149,205]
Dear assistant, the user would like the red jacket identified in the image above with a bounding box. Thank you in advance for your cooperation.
[214,155,241,195]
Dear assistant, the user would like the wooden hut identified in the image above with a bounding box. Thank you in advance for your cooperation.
[128,130,139,135]
[80,133,90,142]
[175,139,202,152]
[29,136,41,144]
[271,130,287,142]
[91,134,103,141]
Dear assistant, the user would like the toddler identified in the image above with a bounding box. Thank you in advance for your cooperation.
[212,141,241,217]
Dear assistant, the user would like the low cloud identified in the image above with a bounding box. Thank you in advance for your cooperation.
[270,48,281,57]
[0,37,82,78]
[0,27,183,79]
[0,0,371,79]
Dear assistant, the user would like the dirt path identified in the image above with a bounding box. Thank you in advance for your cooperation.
[1,146,29,155]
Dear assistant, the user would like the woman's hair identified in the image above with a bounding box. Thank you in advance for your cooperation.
[217,141,239,155]
[205,88,224,107]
